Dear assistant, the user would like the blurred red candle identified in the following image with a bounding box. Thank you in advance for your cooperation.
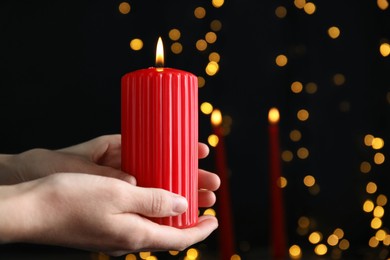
[121,37,199,228]
[211,109,235,260]
[268,107,287,259]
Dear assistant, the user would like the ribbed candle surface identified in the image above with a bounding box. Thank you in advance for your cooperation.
[121,67,198,228]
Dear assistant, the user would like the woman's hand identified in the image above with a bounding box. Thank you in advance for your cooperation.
[0,173,219,256]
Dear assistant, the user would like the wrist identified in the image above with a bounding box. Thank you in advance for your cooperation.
[0,154,20,185]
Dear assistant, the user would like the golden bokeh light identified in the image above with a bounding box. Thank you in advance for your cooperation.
[314,244,327,256]
[304,2,316,14]
[371,137,384,149]
[377,194,388,206]
[209,52,221,62]
[328,26,341,39]
[125,254,137,260]
[305,82,317,94]
[212,0,224,8]
[291,81,303,93]
[339,239,350,250]
[371,217,382,229]
[206,61,219,76]
[169,251,180,256]
[194,7,206,19]
[376,229,387,241]
[230,254,241,260]
[380,42,390,57]
[298,216,310,228]
[169,29,181,41]
[374,152,385,165]
[290,129,302,142]
[297,109,309,121]
[145,256,157,260]
[210,19,222,31]
[360,161,371,173]
[369,236,379,248]
[119,2,131,14]
[294,0,306,9]
[364,134,374,146]
[384,235,390,246]
[171,42,183,54]
[200,102,214,115]
[289,245,302,259]
[327,234,339,246]
[208,134,219,147]
[203,208,216,216]
[373,206,385,218]
[198,76,206,88]
[297,147,309,159]
[303,175,315,187]
[309,231,322,244]
[366,182,377,194]
[129,38,143,51]
[363,200,375,213]
[277,176,288,188]
[139,252,151,259]
[281,150,294,162]
[205,31,217,44]
[334,228,344,239]
[275,6,287,18]
[333,73,346,86]
[186,248,199,259]
[196,39,208,51]
[377,0,389,10]
[275,54,288,67]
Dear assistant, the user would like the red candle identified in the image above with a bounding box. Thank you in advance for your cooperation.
[268,107,287,259]
[121,37,198,228]
[211,109,235,260]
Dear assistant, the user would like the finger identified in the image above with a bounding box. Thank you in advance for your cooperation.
[94,167,137,185]
[198,143,209,159]
[198,190,216,208]
[141,215,218,251]
[127,187,188,218]
[198,169,221,191]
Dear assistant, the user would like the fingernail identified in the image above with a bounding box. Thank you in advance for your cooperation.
[173,196,188,214]
[129,176,137,185]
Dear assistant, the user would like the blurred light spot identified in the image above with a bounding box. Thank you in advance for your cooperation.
[364,134,374,146]
[139,252,151,259]
[371,217,382,229]
[146,256,157,260]
[230,254,241,260]
[366,182,377,194]
[291,81,303,93]
[298,216,310,228]
[281,150,294,162]
[289,245,302,259]
[339,239,350,250]
[373,206,385,218]
[171,42,183,54]
[203,208,216,216]
[380,43,390,57]
[372,137,384,149]
[186,248,198,259]
[290,129,302,142]
[208,134,219,147]
[125,254,137,260]
[119,2,131,14]
[384,235,390,246]
[200,102,213,115]
[333,73,346,86]
[309,232,322,244]
[169,251,180,256]
[363,200,375,213]
[276,54,288,67]
[360,161,371,173]
[304,175,315,187]
[305,82,317,94]
[304,2,316,14]
[327,234,339,246]
[196,39,208,51]
[209,52,220,62]
[297,147,309,159]
[169,29,181,41]
[212,0,224,8]
[194,7,206,19]
[334,228,345,239]
[377,194,388,206]
[210,19,222,31]
[275,6,287,18]
[277,176,288,188]
[328,26,341,39]
[205,61,219,76]
[130,38,143,51]
[377,0,389,9]
[198,76,205,88]
[314,244,327,256]
[369,236,379,248]
[205,31,217,44]
[374,152,385,165]
[309,184,320,195]
[297,109,309,121]
[294,0,306,9]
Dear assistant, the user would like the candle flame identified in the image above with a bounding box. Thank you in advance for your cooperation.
[211,109,222,126]
[156,37,164,67]
[268,107,280,124]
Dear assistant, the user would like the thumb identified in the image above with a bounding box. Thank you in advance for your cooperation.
[130,187,188,218]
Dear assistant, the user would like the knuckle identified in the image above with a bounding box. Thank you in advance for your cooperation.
[150,190,164,215]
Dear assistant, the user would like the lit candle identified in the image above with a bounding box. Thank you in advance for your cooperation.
[211,109,235,260]
[268,107,287,259]
[121,37,198,228]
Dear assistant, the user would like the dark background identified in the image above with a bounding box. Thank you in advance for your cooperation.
[0,0,389,259]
